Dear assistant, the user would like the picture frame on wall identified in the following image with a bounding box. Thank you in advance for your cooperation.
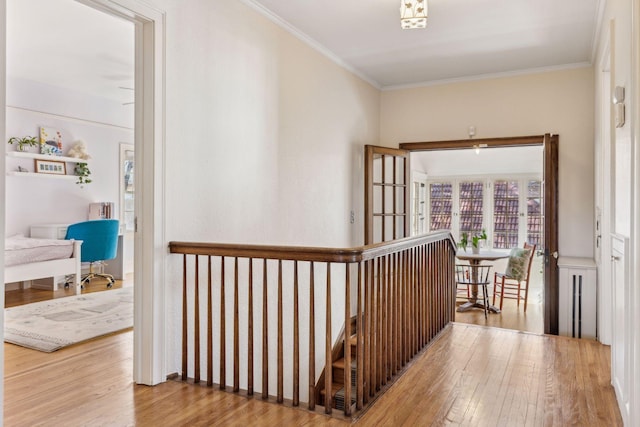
[35,159,67,175]
[39,127,63,155]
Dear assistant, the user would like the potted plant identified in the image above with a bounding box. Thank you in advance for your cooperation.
[458,229,487,253]
[74,162,92,186]
[7,136,39,152]
[471,229,488,253]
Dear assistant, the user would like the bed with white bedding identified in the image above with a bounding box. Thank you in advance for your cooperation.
[4,235,82,294]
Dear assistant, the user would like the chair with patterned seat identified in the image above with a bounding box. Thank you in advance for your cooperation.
[492,242,536,312]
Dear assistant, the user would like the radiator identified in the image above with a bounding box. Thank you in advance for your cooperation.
[558,257,597,339]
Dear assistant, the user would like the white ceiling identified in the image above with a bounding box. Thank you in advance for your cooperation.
[7,0,134,103]
[245,0,602,88]
[413,146,543,177]
[6,0,602,101]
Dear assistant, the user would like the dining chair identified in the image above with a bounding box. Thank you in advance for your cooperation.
[492,243,536,312]
[455,264,492,318]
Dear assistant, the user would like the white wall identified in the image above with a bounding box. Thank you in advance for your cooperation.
[593,0,640,424]
[5,77,133,236]
[381,67,595,258]
[147,0,380,401]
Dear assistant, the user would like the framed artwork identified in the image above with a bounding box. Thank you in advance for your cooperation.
[35,159,67,175]
[39,127,63,155]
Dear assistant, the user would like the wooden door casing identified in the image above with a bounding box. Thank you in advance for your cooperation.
[399,134,560,335]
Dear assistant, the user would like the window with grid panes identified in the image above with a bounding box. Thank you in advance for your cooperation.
[527,180,543,247]
[458,181,483,239]
[493,180,520,249]
[429,182,452,231]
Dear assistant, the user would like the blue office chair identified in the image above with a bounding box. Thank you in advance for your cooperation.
[65,219,119,288]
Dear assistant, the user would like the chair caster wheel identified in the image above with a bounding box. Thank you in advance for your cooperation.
[107,283,113,289]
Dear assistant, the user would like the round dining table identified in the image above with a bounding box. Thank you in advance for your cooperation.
[456,250,509,314]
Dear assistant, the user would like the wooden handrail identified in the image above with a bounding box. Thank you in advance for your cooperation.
[171,230,456,419]
[169,230,455,262]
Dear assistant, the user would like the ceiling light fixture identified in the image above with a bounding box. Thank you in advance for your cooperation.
[400,0,428,29]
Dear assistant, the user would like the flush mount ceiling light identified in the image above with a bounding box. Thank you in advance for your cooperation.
[400,0,428,29]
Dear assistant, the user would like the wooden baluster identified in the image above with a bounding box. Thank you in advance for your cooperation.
[386,254,392,380]
[325,262,332,414]
[404,250,409,365]
[430,243,435,340]
[394,252,400,373]
[376,257,382,390]
[248,258,254,395]
[380,255,389,385]
[233,258,239,392]
[344,264,351,416]
[416,247,420,348]
[262,259,269,399]
[293,261,300,407]
[182,254,188,381]
[364,259,371,402]
[420,245,425,348]
[412,248,417,357]
[208,256,213,386]
[308,262,316,410]
[277,260,283,403]
[194,256,200,383]
[356,261,364,410]
[220,256,226,390]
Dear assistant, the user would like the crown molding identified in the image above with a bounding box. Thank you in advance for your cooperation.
[382,62,593,91]
[239,0,381,90]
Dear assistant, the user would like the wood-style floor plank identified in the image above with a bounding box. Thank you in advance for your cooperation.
[4,284,622,426]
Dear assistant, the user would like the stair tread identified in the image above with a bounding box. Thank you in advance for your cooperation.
[319,382,343,397]
[332,358,357,369]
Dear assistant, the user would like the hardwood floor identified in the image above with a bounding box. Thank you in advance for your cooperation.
[4,318,622,425]
[5,278,126,308]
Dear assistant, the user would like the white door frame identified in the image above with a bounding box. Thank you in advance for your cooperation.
[0,1,167,405]
[76,0,167,386]
[596,42,613,345]
[0,0,7,419]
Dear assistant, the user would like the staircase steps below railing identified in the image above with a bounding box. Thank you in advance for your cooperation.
[319,334,359,410]
[334,386,357,412]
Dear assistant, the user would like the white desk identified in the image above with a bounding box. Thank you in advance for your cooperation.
[30,223,125,280]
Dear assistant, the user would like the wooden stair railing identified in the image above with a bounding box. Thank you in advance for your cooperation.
[169,231,456,418]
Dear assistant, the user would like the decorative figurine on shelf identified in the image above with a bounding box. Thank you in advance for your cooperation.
[67,140,92,160]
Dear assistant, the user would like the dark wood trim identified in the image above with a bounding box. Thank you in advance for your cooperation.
[170,231,456,264]
[399,135,544,151]
[544,133,559,335]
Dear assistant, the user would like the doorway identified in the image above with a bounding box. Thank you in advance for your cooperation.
[1,0,166,397]
[399,135,559,335]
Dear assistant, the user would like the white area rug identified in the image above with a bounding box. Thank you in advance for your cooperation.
[4,287,133,352]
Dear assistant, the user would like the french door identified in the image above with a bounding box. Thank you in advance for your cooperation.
[364,145,410,245]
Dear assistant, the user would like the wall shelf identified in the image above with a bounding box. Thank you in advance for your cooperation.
[6,171,78,180]
[6,151,87,180]
[6,151,91,164]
